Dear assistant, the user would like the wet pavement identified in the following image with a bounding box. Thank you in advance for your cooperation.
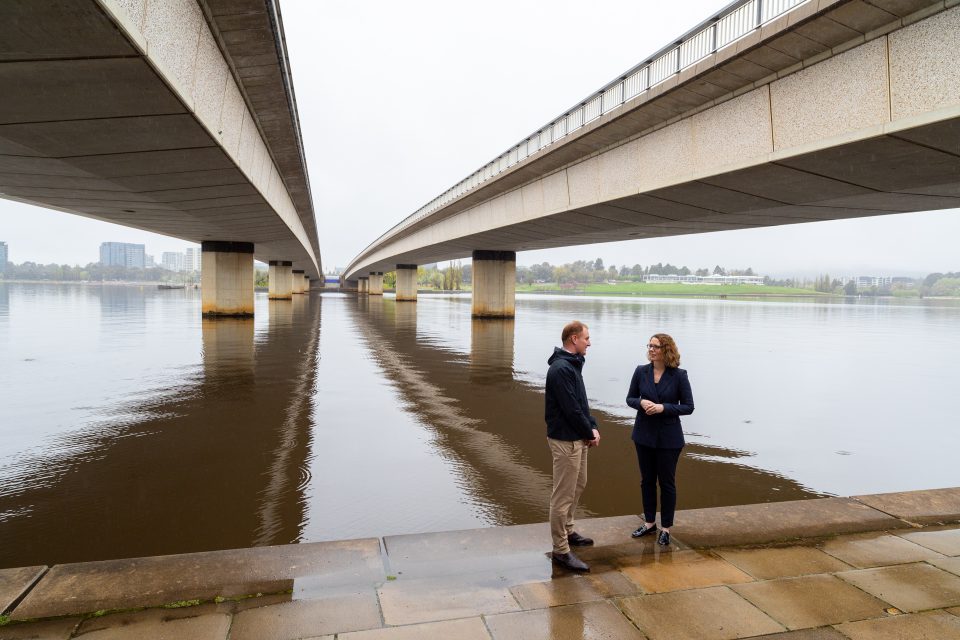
[2,487,959,639]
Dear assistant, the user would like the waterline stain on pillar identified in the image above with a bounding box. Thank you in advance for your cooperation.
[368,272,384,296]
[268,260,293,300]
[472,250,516,318]
[396,264,418,302]
[303,274,311,293]
[201,241,254,317]
[358,277,369,294]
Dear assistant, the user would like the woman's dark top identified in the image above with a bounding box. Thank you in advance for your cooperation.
[626,363,694,448]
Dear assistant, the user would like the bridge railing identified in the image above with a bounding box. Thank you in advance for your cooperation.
[353,0,810,268]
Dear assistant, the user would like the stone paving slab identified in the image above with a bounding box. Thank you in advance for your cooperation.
[927,555,960,577]
[854,487,960,524]
[11,538,383,620]
[0,617,81,640]
[228,589,382,640]
[338,617,491,640]
[617,585,786,640]
[837,562,960,612]
[670,497,907,547]
[615,549,754,593]
[731,574,890,629]
[509,571,638,609]
[484,600,646,640]
[716,546,852,580]
[896,526,960,555]
[820,532,946,567]
[0,566,45,614]
[381,515,641,581]
[377,575,520,626]
[748,629,848,639]
[835,610,960,639]
[76,612,232,639]
[382,522,548,581]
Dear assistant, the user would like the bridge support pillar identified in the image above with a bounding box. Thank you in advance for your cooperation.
[201,241,255,317]
[292,270,305,294]
[359,277,368,294]
[268,261,293,300]
[472,250,515,318]
[368,272,384,295]
[396,264,418,301]
[303,274,311,293]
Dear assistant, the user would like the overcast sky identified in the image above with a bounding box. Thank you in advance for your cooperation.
[1,0,957,277]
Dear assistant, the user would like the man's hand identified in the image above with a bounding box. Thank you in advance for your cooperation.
[588,428,600,447]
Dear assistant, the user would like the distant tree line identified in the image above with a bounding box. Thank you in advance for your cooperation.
[0,261,191,283]
[922,272,960,297]
[515,259,757,286]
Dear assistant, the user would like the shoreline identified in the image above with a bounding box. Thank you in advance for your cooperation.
[2,486,958,635]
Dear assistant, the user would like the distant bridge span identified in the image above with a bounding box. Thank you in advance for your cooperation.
[346,0,960,315]
[1,0,321,315]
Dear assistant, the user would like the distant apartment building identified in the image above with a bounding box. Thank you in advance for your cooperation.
[184,247,200,272]
[100,242,145,268]
[644,273,765,285]
[0,241,8,272]
[853,275,893,289]
[847,275,912,290]
[145,254,156,268]
[161,251,185,272]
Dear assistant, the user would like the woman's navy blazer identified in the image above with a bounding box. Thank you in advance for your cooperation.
[626,364,694,449]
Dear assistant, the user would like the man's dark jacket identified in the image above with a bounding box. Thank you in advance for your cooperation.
[545,347,597,441]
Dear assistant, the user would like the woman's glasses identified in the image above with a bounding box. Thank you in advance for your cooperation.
[646,344,662,351]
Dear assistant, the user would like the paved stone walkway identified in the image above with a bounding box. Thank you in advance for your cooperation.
[1,488,959,639]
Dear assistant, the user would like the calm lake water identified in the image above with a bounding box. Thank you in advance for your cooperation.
[1,282,958,568]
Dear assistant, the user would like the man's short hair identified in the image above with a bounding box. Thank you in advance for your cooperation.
[562,320,588,344]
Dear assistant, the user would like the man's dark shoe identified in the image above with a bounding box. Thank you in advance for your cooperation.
[632,523,657,538]
[551,551,590,572]
[567,532,594,546]
[657,530,671,546]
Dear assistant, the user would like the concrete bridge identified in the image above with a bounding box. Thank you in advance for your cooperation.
[345,0,960,316]
[0,0,320,316]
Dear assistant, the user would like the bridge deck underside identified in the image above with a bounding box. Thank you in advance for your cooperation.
[0,1,318,275]
[360,115,960,272]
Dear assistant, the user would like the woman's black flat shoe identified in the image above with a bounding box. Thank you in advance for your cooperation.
[657,530,671,546]
[632,524,657,538]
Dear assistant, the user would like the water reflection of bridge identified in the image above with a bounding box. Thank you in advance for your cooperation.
[349,295,823,528]
[0,294,320,568]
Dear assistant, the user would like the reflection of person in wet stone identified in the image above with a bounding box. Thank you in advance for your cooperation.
[545,320,600,572]
[627,333,695,547]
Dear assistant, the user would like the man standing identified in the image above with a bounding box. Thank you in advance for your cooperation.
[545,320,600,572]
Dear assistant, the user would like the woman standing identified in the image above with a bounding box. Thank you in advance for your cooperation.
[626,333,694,546]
